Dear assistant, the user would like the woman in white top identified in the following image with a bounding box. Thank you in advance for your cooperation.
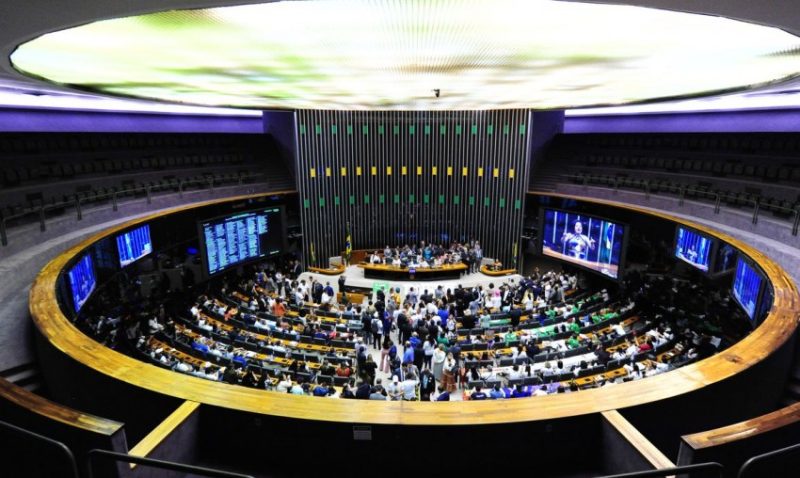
[432,345,447,382]
[423,339,435,370]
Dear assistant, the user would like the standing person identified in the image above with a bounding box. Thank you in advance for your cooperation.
[370,313,383,347]
[442,353,457,393]
[338,274,346,297]
[419,368,436,401]
[380,337,393,373]
[423,337,435,370]
[432,344,447,383]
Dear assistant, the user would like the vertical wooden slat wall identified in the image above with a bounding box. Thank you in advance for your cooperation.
[296,110,531,267]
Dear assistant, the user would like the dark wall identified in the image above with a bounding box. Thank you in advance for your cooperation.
[262,110,298,181]
[296,110,531,265]
[528,110,565,188]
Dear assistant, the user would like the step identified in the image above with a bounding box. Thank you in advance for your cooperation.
[0,362,39,384]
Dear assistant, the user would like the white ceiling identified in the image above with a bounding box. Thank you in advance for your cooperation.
[1,0,800,113]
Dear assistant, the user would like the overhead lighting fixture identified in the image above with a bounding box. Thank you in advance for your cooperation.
[11,0,800,110]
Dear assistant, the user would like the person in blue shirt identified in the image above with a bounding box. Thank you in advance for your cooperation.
[511,384,531,398]
[403,341,415,364]
[409,332,421,349]
[435,386,450,401]
[471,386,488,400]
[489,384,505,399]
[313,382,330,397]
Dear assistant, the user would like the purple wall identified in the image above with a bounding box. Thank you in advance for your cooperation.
[0,107,264,133]
[564,108,800,134]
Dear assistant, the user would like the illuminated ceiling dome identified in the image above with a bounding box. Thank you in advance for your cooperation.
[10,0,800,110]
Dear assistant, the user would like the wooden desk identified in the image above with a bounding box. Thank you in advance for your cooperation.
[308,264,346,276]
[480,265,517,276]
[359,262,467,281]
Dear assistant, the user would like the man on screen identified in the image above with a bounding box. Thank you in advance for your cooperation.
[561,220,595,260]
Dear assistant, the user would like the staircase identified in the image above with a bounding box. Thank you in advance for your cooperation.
[0,362,44,394]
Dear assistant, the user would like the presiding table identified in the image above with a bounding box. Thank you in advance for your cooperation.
[358,262,467,281]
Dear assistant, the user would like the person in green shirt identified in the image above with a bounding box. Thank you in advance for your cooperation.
[603,311,619,321]
[591,313,603,324]
[568,320,581,334]
[479,310,492,329]
[566,334,581,349]
[504,330,518,345]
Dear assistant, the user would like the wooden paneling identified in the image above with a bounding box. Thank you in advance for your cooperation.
[28,192,799,426]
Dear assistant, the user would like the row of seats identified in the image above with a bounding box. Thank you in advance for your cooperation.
[585,154,800,184]
[0,170,266,223]
[0,133,258,155]
[569,173,798,216]
[554,132,800,155]
[1,153,252,189]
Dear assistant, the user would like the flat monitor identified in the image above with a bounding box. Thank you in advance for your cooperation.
[674,226,712,272]
[200,207,284,276]
[116,224,152,268]
[732,257,763,321]
[540,208,625,279]
[68,253,96,312]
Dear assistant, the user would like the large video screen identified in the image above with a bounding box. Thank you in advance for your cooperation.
[674,226,712,272]
[732,258,763,320]
[541,209,625,279]
[68,253,96,312]
[200,207,284,276]
[116,224,152,268]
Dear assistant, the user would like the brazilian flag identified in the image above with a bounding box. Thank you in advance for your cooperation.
[345,222,353,264]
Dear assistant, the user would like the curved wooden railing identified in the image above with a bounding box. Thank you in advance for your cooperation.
[28,192,800,425]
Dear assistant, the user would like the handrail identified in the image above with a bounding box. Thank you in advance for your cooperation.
[0,418,80,478]
[737,441,800,478]
[0,172,281,247]
[597,462,724,478]
[568,173,799,234]
[86,449,254,478]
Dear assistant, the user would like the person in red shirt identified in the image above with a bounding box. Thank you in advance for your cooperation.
[336,362,352,377]
[272,298,286,317]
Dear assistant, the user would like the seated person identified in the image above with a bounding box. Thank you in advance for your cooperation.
[470,385,488,400]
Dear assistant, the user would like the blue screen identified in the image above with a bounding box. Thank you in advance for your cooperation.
[541,209,625,279]
[68,253,96,312]
[674,226,712,272]
[732,258,763,320]
[201,207,283,275]
[116,224,152,267]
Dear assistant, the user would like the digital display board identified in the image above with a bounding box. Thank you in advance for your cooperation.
[116,224,152,268]
[11,1,800,111]
[68,253,96,312]
[674,226,712,272]
[541,209,625,279]
[200,207,284,275]
[732,258,763,320]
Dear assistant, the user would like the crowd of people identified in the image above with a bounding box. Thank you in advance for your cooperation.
[89,249,732,403]
[367,240,484,272]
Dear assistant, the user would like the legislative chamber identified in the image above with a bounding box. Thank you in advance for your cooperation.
[2,2,800,478]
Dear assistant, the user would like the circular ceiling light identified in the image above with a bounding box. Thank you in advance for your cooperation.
[10,0,800,110]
